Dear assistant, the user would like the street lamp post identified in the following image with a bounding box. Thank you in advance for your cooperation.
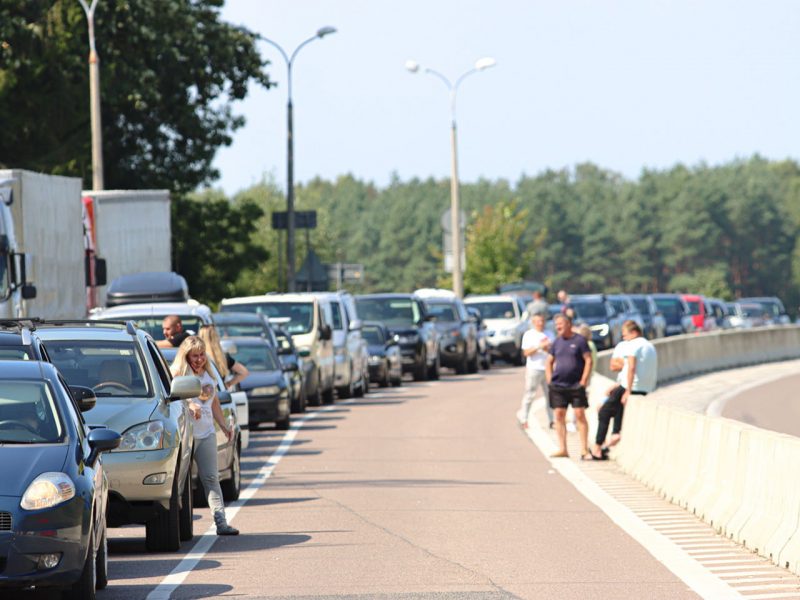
[261,27,336,292]
[405,57,496,298]
[78,0,104,190]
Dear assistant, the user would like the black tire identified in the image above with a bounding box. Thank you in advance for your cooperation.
[65,529,95,600]
[275,414,291,430]
[337,384,352,399]
[455,354,468,375]
[221,446,241,502]
[290,381,305,413]
[467,351,479,374]
[413,350,428,382]
[294,384,307,413]
[391,375,403,387]
[179,472,193,542]
[514,347,526,367]
[380,364,390,388]
[146,475,181,552]
[428,354,440,380]
[95,525,108,590]
[307,375,322,407]
[321,385,335,405]
[481,355,491,370]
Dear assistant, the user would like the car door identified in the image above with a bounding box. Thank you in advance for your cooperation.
[317,300,335,388]
[416,298,438,363]
[206,359,235,473]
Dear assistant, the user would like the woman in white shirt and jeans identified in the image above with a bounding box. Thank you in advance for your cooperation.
[171,336,239,536]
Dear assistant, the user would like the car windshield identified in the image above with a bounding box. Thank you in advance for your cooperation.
[217,323,265,338]
[222,302,313,335]
[571,302,607,319]
[355,298,421,327]
[361,326,384,345]
[631,299,650,315]
[654,298,682,318]
[117,316,204,341]
[426,302,458,322]
[231,345,279,371]
[0,346,34,360]
[686,301,701,315]
[45,341,152,398]
[740,304,765,318]
[752,300,781,317]
[0,381,64,443]
[466,301,515,319]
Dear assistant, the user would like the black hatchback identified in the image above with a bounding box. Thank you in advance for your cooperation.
[0,361,120,598]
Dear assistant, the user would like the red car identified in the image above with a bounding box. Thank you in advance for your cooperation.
[680,294,710,331]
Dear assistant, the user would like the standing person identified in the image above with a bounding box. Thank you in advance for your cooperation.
[526,290,548,318]
[557,289,569,306]
[545,314,593,459]
[591,320,657,460]
[157,315,189,349]
[577,324,597,376]
[171,336,239,536]
[198,325,249,390]
[520,313,553,429]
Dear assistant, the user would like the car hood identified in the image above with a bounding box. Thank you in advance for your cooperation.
[483,318,518,331]
[367,344,386,357]
[387,327,419,337]
[0,445,69,497]
[239,371,285,391]
[83,398,158,434]
[576,316,609,326]
[433,321,459,333]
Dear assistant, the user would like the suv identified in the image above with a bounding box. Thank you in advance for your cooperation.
[417,289,479,374]
[740,296,792,325]
[316,292,369,399]
[90,301,213,343]
[606,294,646,333]
[355,293,441,381]
[627,294,666,339]
[34,321,200,552]
[567,294,621,350]
[650,293,690,336]
[219,294,335,405]
[463,294,529,366]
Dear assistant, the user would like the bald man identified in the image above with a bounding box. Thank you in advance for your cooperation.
[157,315,189,349]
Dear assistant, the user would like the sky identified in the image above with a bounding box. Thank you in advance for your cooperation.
[212,0,800,196]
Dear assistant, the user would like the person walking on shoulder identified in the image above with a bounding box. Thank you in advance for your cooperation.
[591,320,657,460]
[545,314,593,459]
[171,336,239,536]
[520,313,553,428]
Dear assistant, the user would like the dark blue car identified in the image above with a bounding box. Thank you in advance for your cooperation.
[0,361,120,598]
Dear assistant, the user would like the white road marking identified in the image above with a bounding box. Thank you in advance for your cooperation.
[145,402,352,600]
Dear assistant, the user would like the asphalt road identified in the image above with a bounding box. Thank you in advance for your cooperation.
[25,366,700,600]
[722,372,800,437]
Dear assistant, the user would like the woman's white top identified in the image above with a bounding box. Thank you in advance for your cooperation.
[191,371,217,440]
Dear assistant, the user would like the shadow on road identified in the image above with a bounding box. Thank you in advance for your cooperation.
[202,532,312,553]
[108,557,221,576]
[239,496,317,507]
[109,583,233,599]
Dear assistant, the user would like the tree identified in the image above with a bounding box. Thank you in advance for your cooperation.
[0,0,270,191]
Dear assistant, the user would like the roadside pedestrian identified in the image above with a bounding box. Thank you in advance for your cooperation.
[171,336,239,536]
[545,314,593,459]
[199,325,249,390]
[577,324,597,374]
[157,315,189,349]
[526,290,548,318]
[591,320,657,460]
[520,313,553,428]
[557,289,569,305]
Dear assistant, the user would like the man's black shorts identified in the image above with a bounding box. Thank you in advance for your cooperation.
[549,385,588,409]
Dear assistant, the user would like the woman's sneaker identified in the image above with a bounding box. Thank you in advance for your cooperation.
[216,524,239,536]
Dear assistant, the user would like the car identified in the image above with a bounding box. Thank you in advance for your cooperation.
[465,306,491,370]
[354,293,441,381]
[726,301,770,329]
[417,289,479,374]
[362,322,403,387]
[104,271,190,307]
[35,321,200,552]
[0,361,121,598]
[90,300,213,344]
[226,336,292,430]
[606,294,646,333]
[740,296,792,325]
[627,294,667,339]
[212,311,278,346]
[463,294,529,366]
[272,325,308,413]
[220,294,335,406]
[650,293,690,336]
[567,294,621,350]
[315,292,369,399]
[680,294,712,332]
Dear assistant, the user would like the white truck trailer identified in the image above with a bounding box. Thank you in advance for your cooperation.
[82,190,171,309]
[0,170,85,319]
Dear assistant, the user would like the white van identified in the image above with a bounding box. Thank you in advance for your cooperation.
[219,294,335,405]
[314,292,369,398]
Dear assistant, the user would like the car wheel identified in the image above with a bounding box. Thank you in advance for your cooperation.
[65,529,95,600]
[95,525,108,590]
[290,383,305,413]
[380,363,390,388]
[361,370,370,395]
[221,446,241,501]
[275,414,291,430]
[428,353,440,380]
[391,374,403,387]
[413,350,428,382]
[308,375,322,407]
[467,352,479,374]
[146,475,181,552]
[514,346,525,367]
[321,385,335,405]
[456,354,468,375]
[179,472,194,542]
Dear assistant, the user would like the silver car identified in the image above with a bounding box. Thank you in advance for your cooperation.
[36,322,200,552]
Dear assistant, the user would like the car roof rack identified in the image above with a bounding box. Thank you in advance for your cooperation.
[34,319,139,335]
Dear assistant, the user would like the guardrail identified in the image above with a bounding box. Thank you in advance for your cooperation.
[598,325,800,574]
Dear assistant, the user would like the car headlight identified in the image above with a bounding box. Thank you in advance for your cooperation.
[250,385,281,396]
[591,324,609,336]
[117,421,165,452]
[501,328,517,337]
[369,355,383,364]
[21,473,75,510]
[397,335,416,344]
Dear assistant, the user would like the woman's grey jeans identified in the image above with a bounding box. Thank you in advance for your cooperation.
[194,433,227,526]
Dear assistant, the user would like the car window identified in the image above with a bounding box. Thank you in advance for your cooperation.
[355,298,422,327]
[361,326,384,345]
[0,346,34,360]
[221,302,314,335]
[330,301,344,330]
[465,302,515,319]
[654,298,681,318]
[111,317,204,341]
[426,302,458,322]
[686,301,701,315]
[58,375,87,445]
[231,345,279,371]
[217,324,265,337]
[570,302,608,319]
[146,340,172,395]
[0,380,64,443]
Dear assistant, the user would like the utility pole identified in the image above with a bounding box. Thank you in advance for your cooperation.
[78,0,105,190]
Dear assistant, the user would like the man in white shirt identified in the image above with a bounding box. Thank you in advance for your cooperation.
[519,314,554,428]
[591,320,657,459]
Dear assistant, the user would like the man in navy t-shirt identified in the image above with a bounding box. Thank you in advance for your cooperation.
[545,313,593,459]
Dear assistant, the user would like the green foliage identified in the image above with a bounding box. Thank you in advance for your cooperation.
[0,0,269,191]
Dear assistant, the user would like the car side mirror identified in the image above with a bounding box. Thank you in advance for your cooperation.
[87,427,121,466]
[282,362,299,372]
[21,283,37,300]
[168,375,201,401]
[70,386,97,412]
[348,319,362,331]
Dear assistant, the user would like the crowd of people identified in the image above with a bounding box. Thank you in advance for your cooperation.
[520,290,658,461]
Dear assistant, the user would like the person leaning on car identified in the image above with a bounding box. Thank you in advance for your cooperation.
[157,315,190,349]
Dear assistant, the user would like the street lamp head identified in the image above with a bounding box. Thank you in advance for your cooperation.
[316,26,337,38]
[405,59,420,73]
[474,57,497,71]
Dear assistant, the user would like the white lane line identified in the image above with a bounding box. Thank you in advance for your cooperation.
[145,402,351,600]
[524,412,744,599]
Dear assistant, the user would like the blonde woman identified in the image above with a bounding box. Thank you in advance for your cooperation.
[171,336,239,536]
[198,325,249,390]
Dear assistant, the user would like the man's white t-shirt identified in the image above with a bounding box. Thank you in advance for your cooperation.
[619,336,658,393]
[521,328,552,371]
[611,340,628,384]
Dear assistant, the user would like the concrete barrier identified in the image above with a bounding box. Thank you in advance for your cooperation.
[609,326,800,575]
